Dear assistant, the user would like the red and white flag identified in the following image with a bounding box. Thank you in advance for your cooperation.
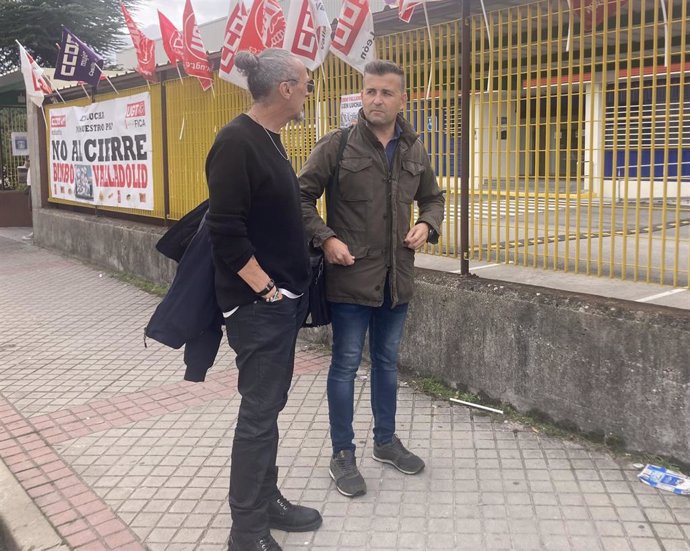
[397,0,445,22]
[18,43,53,107]
[158,10,185,65]
[220,0,285,89]
[121,3,156,81]
[331,0,376,75]
[218,0,250,87]
[284,0,331,71]
[261,0,286,49]
[572,0,628,31]
[399,0,418,22]
[182,0,214,91]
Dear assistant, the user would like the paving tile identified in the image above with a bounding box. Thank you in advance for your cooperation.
[2,234,690,550]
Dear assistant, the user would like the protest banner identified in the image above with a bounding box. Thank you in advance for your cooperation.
[48,92,154,211]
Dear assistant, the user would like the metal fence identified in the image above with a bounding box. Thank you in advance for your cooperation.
[43,0,689,287]
[0,107,28,190]
[468,0,689,286]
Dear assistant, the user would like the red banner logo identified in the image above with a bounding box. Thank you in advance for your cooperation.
[51,115,66,128]
[126,101,146,119]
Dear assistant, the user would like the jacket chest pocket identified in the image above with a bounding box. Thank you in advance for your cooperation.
[397,159,424,204]
[333,157,374,235]
[338,157,374,201]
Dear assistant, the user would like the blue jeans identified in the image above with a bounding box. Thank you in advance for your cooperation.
[328,286,409,455]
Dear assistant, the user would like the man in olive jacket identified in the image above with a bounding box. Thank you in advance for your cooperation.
[299,60,445,498]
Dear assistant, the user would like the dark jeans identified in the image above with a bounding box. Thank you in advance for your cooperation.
[225,295,308,536]
[328,284,409,455]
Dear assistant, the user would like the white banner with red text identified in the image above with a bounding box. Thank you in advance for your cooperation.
[48,92,154,211]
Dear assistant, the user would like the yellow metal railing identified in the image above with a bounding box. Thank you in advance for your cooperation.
[470,0,689,286]
[41,0,689,288]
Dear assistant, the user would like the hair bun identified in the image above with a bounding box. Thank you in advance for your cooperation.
[235,51,260,77]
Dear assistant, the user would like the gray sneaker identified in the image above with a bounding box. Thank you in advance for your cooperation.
[372,435,425,474]
[329,450,366,497]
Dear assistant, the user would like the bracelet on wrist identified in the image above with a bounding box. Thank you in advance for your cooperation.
[266,288,281,302]
[256,278,275,297]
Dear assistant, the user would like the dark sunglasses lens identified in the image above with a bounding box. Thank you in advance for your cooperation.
[307,80,314,93]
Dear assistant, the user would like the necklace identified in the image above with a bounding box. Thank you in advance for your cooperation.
[248,112,289,161]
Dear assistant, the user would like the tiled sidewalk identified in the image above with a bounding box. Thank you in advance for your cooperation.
[1,229,689,551]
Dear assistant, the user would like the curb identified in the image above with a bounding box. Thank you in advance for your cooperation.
[0,459,69,551]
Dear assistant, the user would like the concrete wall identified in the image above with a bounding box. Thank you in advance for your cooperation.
[33,208,690,464]
[402,270,689,464]
[34,208,175,285]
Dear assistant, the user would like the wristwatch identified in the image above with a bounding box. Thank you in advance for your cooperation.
[256,278,275,297]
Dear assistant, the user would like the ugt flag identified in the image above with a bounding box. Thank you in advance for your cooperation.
[284,0,331,71]
[331,0,376,75]
[121,3,156,81]
[18,43,54,107]
[158,10,185,65]
[54,27,104,87]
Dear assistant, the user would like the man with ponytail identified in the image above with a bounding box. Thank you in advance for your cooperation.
[205,48,321,551]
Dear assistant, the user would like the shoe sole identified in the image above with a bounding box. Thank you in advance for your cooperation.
[372,453,425,475]
[268,516,323,533]
[328,467,366,497]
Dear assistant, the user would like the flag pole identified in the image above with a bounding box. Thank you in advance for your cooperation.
[659,0,670,67]
[179,116,186,141]
[79,82,91,100]
[422,1,434,100]
[176,63,185,83]
[316,66,327,140]
[479,0,492,93]
[565,0,572,53]
[94,65,119,95]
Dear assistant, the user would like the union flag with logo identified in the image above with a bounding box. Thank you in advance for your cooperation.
[331,0,376,75]
[18,43,54,107]
[284,0,331,71]
[158,10,185,65]
[218,0,249,87]
[182,0,213,91]
[120,3,156,81]
[220,0,286,89]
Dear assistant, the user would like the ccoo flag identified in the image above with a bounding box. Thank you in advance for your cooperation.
[284,0,332,71]
[331,0,376,75]
[54,27,104,87]
[218,0,250,87]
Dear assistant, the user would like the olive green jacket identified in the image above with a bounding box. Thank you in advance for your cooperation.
[299,110,445,307]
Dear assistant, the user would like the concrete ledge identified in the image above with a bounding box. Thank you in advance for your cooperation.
[34,208,175,285]
[0,460,68,551]
[401,269,690,464]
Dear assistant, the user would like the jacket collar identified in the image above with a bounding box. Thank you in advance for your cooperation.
[357,109,419,147]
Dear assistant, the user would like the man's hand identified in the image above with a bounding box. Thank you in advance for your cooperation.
[322,237,356,266]
[403,223,430,250]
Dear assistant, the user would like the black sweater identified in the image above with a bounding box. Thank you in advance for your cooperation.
[205,114,310,312]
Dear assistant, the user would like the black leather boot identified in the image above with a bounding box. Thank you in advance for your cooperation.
[267,494,323,532]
